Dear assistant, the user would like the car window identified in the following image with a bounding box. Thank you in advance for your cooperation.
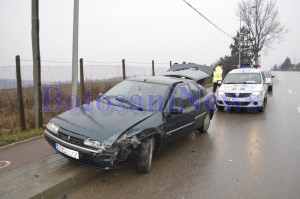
[263,72,271,78]
[189,83,202,100]
[223,73,262,84]
[173,84,193,110]
[104,80,169,111]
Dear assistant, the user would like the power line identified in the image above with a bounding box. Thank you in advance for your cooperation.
[21,59,72,64]
[83,61,120,64]
[182,0,233,39]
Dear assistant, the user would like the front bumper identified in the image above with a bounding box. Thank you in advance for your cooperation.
[44,130,117,169]
[216,94,264,108]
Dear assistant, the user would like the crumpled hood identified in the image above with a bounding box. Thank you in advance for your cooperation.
[222,84,260,93]
[51,101,156,143]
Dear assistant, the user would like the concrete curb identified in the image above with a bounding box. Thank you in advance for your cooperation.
[0,154,102,199]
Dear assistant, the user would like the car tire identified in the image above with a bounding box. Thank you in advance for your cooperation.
[260,97,267,112]
[268,85,273,91]
[216,104,224,111]
[198,113,210,133]
[137,136,155,173]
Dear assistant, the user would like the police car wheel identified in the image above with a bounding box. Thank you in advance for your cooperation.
[216,104,224,111]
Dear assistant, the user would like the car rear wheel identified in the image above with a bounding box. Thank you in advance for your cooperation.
[137,136,155,173]
[198,113,210,133]
[268,85,273,91]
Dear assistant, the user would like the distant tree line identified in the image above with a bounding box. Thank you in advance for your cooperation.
[271,57,300,71]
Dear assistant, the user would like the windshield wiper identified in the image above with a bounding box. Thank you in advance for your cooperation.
[115,96,143,111]
[224,82,237,84]
[242,81,257,84]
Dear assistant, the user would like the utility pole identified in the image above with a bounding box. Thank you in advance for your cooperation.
[71,0,79,108]
[31,0,43,128]
[238,11,241,67]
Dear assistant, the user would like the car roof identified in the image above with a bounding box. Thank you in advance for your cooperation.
[164,69,209,82]
[229,68,261,74]
[127,76,193,85]
[168,63,214,76]
[164,63,213,81]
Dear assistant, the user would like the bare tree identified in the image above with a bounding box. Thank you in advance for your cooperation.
[239,0,286,64]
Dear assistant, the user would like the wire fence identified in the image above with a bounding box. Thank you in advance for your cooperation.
[0,58,170,132]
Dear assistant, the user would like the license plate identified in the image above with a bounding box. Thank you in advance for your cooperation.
[229,97,246,102]
[55,143,79,159]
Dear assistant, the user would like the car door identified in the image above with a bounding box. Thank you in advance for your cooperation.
[188,83,207,129]
[164,84,196,143]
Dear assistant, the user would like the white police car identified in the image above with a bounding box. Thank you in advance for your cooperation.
[215,68,268,112]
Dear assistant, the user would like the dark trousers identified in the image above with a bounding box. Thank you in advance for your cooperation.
[212,82,219,93]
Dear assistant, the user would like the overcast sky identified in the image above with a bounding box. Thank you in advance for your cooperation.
[0,0,299,71]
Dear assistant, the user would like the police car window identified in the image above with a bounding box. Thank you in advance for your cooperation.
[224,73,262,84]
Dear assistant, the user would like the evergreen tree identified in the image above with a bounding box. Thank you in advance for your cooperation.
[230,26,254,65]
[280,57,292,71]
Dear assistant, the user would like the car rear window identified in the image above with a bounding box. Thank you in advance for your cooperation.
[263,72,271,78]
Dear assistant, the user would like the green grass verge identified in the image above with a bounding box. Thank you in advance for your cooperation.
[0,128,44,147]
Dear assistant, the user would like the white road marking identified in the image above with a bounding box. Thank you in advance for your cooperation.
[288,89,293,94]
[0,160,11,169]
[297,107,300,114]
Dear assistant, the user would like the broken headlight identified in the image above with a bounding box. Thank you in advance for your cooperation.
[84,138,105,150]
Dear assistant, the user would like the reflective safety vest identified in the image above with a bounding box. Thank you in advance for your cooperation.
[213,66,223,83]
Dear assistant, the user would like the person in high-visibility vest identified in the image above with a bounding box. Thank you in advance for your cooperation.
[212,64,223,93]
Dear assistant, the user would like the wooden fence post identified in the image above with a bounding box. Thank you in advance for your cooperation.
[152,60,155,76]
[80,58,84,105]
[16,55,26,130]
[122,59,126,80]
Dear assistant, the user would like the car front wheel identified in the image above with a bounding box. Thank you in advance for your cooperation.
[198,113,210,133]
[260,97,267,112]
[137,136,155,173]
[216,104,224,111]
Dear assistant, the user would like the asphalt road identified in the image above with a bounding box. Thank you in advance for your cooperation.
[62,72,300,199]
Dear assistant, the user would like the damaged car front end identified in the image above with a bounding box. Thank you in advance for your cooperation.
[45,117,156,170]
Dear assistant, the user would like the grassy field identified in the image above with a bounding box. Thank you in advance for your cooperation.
[0,128,44,147]
[0,81,118,143]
